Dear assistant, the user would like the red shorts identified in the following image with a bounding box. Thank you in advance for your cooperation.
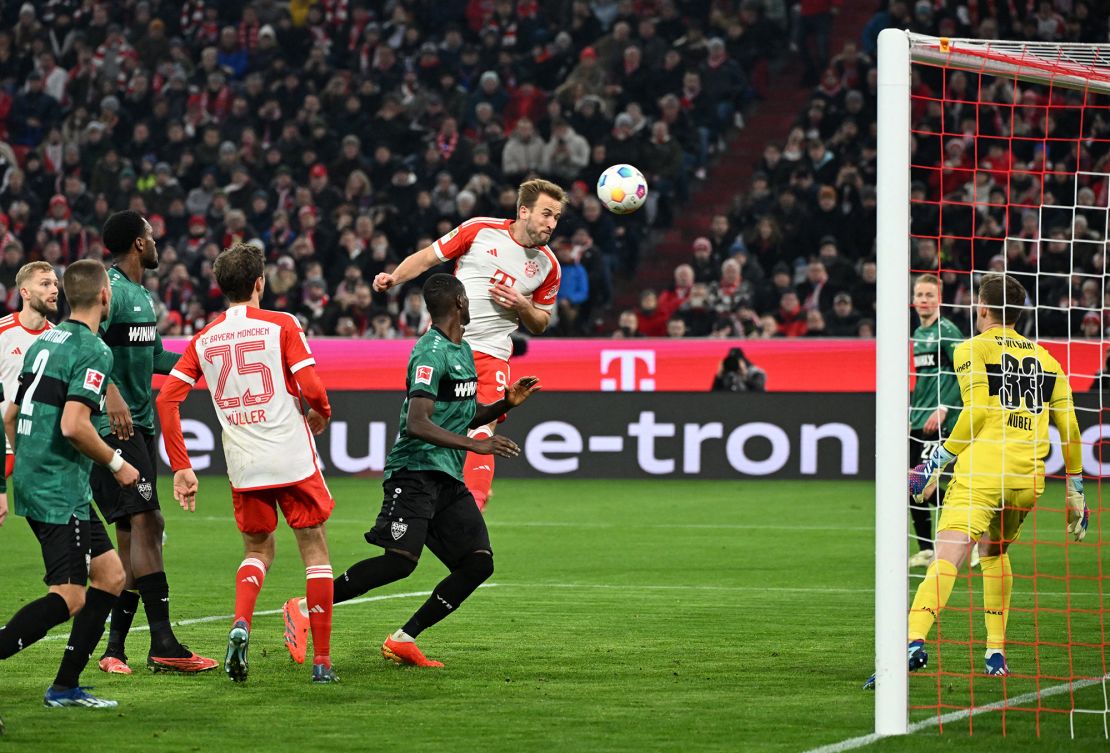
[474,352,510,426]
[231,470,334,534]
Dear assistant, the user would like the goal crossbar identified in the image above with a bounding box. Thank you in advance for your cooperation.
[909,33,1110,95]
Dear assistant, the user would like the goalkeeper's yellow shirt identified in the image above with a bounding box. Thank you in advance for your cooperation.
[941,326,1082,488]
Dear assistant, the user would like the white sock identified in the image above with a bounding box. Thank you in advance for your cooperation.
[298,597,309,618]
[391,628,414,643]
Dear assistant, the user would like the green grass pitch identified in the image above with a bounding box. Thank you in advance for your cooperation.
[0,478,1107,752]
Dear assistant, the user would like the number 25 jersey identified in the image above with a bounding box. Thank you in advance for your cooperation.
[948,327,1073,488]
[168,305,321,491]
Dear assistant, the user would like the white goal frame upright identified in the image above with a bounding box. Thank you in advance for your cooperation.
[875,27,911,737]
[875,27,1110,737]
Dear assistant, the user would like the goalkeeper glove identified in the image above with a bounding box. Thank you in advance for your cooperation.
[908,445,956,503]
[1065,474,1089,542]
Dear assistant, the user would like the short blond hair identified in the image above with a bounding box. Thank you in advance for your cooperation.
[16,261,55,291]
[517,178,567,213]
[914,273,941,290]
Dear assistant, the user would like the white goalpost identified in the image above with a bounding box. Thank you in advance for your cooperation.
[875,26,912,738]
[876,26,1110,738]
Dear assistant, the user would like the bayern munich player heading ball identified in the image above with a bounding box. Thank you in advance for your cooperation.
[372,179,565,511]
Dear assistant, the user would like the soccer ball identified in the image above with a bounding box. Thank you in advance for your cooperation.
[596,164,648,215]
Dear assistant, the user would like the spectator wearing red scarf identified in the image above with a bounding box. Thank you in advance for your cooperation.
[238,6,261,53]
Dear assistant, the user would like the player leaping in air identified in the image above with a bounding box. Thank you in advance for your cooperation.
[156,242,338,684]
[866,273,1089,689]
[283,273,540,668]
[372,178,563,512]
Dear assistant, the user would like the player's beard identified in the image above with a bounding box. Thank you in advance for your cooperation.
[528,221,551,247]
[142,241,159,270]
[29,297,57,318]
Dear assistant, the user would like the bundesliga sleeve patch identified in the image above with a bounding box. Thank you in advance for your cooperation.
[84,368,105,392]
[415,365,434,385]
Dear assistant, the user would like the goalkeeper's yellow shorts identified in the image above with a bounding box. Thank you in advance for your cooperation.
[937,479,1040,542]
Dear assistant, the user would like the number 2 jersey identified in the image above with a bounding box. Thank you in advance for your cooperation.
[156,305,331,491]
[942,326,1082,488]
[12,321,112,524]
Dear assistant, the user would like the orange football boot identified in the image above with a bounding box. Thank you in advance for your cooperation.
[381,636,444,667]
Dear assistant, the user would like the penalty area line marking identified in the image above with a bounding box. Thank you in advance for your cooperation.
[797,674,1109,753]
[38,584,499,643]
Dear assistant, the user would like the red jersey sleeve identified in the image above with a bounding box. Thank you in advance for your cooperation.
[532,251,561,311]
[280,315,315,375]
[280,315,330,418]
[155,338,200,472]
[433,221,482,262]
[293,365,331,419]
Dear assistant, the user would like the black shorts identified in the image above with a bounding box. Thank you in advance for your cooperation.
[365,470,492,569]
[909,429,944,466]
[90,430,160,525]
[28,510,114,586]
[909,428,948,504]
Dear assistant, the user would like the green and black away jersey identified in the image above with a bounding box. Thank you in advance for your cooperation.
[385,327,478,482]
[910,315,963,435]
[13,321,112,524]
[97,265,180,434]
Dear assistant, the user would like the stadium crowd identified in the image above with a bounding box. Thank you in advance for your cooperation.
[0,0,768,338]
[636,0,1110,340]
[1,0,1107,340]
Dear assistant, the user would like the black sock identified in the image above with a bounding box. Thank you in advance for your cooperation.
[333,553,416,604]
[910,495,934,551]
[53,588,117,690]
[103,589,139,658]
[0,593,70,659]
[402,554,492,638]
[135,572,180,656]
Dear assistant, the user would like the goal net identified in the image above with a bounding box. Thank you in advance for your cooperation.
[876,29,1110,739]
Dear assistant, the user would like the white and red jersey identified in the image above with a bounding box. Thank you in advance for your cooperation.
[0,312,52,438]
[434,217,561,360]
[159,305,330,491]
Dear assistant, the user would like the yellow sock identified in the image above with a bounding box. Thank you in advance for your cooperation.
[908,558,959,642]
[980,554,1012,652]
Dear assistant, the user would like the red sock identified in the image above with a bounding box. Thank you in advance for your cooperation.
[306,565,333,667]
[464,428,495,511]
[233,558,267,629]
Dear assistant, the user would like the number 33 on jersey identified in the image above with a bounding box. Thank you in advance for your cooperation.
[162,306,321,490]
[949,327,1073,485]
